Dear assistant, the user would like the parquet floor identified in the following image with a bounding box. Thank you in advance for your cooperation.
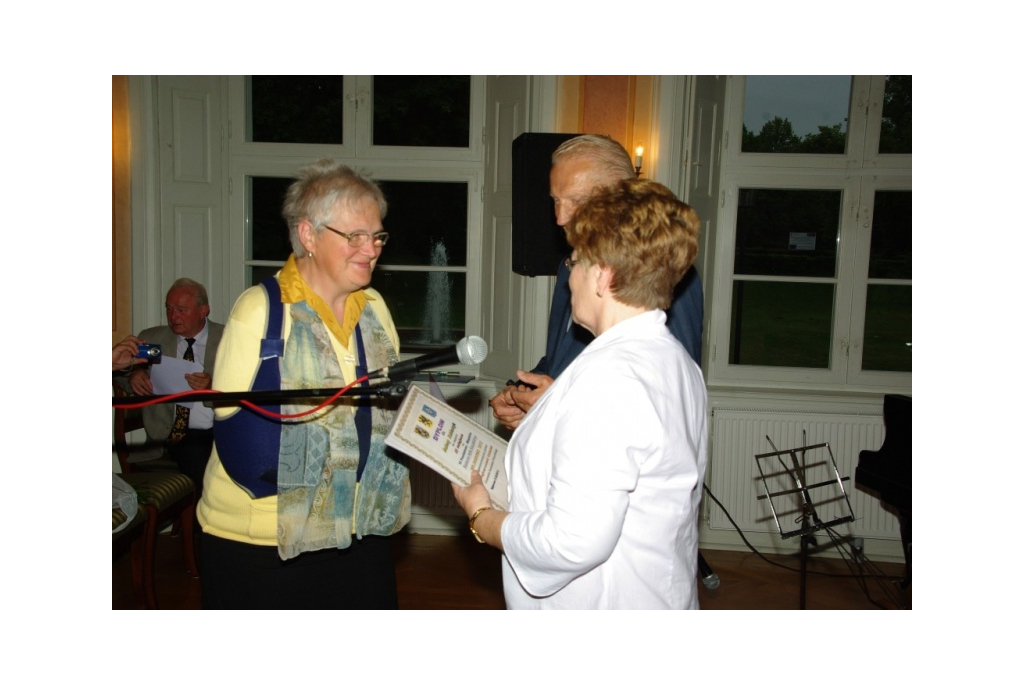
[112,530,909,610]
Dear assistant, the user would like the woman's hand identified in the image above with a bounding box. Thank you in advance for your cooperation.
[451,470,493,517]
[451,471,506,551]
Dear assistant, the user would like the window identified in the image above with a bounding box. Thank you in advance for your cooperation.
[742,76,852,154]
[730,188,842,369]
[228,76,484,352]
[711,76,911,390]
[249,76,345,144]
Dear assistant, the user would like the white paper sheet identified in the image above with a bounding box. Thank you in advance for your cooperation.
[150,356,204,408]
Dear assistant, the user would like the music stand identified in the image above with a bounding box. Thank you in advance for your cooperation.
[754,436,856,609]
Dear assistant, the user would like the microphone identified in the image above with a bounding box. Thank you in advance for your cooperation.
[698,553,720,590]
[367,336,488,381]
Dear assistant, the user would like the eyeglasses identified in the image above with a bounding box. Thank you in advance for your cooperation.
[564,257,581,269]
[322,225,390,248]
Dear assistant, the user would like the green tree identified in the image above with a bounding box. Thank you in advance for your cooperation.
[744,116,801,153]
[800,124,846,154]
[879,75,912,154]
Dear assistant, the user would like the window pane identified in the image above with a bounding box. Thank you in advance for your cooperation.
[250,177,470,265]
[248,76,344,144]
[378,180,467,265]
[372,76,470,147]
[374,270,466,349]
[742,76,851,154]
[250,176,294,261]
[251,265,281,285]
[869,190,912,279]
[729,281,834,368]
[735,189,842,277]
[878,75,912,154]
[862,285,911,372]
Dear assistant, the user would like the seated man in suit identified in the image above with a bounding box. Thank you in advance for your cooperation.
[118,278,224,498]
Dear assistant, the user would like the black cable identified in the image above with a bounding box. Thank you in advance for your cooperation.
[701,483,905,584]
[819,521,905,609]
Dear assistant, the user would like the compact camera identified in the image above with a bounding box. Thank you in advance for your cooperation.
[136,343,162,360]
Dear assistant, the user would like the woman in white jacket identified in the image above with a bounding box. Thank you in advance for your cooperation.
[453,178,708,609]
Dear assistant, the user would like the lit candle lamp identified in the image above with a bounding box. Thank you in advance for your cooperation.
[634,144,644,176]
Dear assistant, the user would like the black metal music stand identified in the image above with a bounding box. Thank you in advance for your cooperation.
[754,437,856,609]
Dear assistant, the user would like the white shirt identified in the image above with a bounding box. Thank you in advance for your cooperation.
[178,321,213,430]
[500,310,708,609]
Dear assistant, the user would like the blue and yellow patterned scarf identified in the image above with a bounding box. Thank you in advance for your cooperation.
[274,260,411,560]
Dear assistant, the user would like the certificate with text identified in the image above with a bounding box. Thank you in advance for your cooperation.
[385,384,509,511]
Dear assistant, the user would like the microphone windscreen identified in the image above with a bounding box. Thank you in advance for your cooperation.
[456,336,488,365]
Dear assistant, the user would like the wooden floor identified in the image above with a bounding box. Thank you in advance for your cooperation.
[112,530,910,610]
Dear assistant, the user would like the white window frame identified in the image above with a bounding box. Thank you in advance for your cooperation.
[845,174,912,388]
[708,76,911,393]
[224,76,486,364]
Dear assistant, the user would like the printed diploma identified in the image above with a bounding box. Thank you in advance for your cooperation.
[385,384,509,511]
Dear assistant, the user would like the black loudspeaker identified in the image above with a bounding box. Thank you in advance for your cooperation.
[512,132,581,276]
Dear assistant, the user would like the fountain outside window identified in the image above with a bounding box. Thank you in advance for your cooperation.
[418,239,453,345]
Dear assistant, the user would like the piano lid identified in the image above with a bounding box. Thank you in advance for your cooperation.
[855,394,911,511]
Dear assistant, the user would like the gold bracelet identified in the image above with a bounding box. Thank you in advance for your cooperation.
[468,506,492,544]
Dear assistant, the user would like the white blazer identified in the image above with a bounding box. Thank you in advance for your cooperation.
[501,310,708,609]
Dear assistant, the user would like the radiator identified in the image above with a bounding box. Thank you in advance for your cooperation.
[707,408,902,541]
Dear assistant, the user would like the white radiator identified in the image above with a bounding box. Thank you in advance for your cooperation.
[707,408,902,542]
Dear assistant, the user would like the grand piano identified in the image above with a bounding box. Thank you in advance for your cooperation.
[856,394,911,586]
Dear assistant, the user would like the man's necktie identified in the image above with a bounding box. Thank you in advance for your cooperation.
[168,337,196,444]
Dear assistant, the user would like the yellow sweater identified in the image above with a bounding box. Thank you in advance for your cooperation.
[197,260,400,545]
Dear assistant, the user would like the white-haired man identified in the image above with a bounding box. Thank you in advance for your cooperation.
[490,134,704,430]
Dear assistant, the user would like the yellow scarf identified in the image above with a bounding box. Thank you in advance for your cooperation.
[278,254,372,346]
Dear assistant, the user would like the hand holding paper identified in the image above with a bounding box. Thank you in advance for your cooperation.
[450,470,496,519]
[385,385,509,511]
[151,356,205,409]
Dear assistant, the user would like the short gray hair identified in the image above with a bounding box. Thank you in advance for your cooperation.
[551,134,636,186]
[282,159,388,255]
[167,277,208,307]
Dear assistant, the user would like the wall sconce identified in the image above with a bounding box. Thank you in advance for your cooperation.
[634,144,644,177]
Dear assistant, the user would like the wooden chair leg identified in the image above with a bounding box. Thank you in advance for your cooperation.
[129,534,148,610]
[181,500,199,579]
[141,505,160,609]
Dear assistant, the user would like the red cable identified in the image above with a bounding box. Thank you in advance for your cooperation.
[115,375,371,421]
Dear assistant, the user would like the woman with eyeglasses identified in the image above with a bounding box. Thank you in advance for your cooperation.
[453,178,708,609]
[198,159,410,609]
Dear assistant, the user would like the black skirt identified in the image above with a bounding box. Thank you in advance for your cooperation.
[200,532,398,610]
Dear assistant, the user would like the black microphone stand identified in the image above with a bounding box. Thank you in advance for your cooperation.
[111,378,414,408]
